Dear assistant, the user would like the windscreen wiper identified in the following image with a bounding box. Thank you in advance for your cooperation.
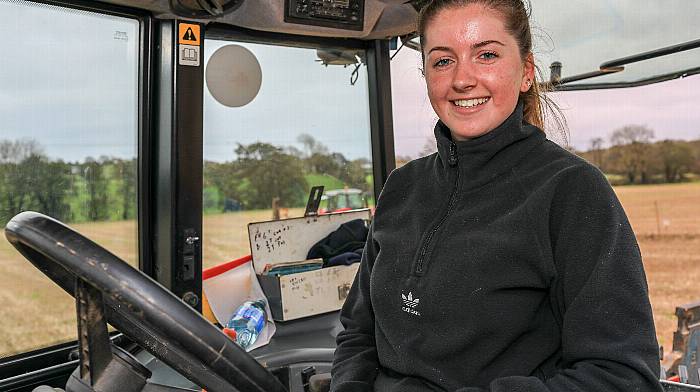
[400,33,700,90]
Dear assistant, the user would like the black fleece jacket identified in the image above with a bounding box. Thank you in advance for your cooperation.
[330,104,662,392]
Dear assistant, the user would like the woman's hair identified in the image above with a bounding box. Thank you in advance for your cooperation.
[417,0,566,135]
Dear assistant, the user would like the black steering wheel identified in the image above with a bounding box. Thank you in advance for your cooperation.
[4,211,287,392]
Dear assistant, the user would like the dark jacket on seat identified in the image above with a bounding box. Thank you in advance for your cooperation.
[330,104,662,392]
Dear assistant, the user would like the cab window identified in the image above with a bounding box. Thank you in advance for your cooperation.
[0,0,140,358]
[202,39,374,269]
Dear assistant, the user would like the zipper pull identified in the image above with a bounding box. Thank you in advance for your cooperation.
[448,143,458,166]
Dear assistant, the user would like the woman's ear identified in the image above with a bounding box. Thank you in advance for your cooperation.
[520,52,535,92]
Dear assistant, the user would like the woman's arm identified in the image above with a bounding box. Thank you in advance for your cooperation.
[330,223,381,392]
[460,164,663,392]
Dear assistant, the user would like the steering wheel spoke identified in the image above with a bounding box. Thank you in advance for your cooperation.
[75,279,112,384]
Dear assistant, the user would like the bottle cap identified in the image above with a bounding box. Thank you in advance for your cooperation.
[222,328,237,340]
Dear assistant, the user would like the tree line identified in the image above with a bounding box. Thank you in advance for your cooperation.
[1,134,372,224]
[580,125,700,185]
[398,125,700,186]
[0,139,136,225]
[204,133,371,211]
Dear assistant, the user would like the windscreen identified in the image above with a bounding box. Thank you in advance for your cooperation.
[529,0,699,85]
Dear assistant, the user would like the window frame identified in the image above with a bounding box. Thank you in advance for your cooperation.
[204,23,396,200]
[0,0,154,380]
[0,2,399,385]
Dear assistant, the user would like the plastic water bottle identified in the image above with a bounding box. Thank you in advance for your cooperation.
[223,299,266,350]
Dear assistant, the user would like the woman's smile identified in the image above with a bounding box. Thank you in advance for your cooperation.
[422,4,533,141]
[452,97,490,108]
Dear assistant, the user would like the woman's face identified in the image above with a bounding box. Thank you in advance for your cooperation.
[422,4,534,140]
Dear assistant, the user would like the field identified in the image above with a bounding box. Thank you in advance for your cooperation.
[0,183,698,360]
[614,183,700,354]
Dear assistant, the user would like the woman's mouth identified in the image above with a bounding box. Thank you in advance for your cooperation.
[452,97,490,108]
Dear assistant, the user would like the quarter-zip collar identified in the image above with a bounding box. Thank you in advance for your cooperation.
[435,101,545,190]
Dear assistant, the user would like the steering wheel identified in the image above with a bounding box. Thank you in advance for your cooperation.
[4,211,287,392]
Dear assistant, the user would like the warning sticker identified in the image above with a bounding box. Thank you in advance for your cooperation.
[178,23,200,46]
[179,44,200,66]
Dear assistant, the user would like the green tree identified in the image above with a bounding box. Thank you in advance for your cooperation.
[114,158,137,220]
[24,155,71,221]
[0,161,31,224]
[204,161,245,211]
[297,133,329,157]
[609,125,655,184]
[340,158,370,190]
[0,139,47,223]
[589,137,605,170]
[82,157,109,221]
[656,140,694,183]
[235,142,307,209]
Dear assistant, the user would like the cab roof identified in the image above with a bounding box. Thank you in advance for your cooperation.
[100,0,700,89]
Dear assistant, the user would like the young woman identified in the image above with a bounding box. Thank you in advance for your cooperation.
[330,1,662,391]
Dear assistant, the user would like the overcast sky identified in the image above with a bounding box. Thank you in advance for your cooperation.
[1,0,698,162]
[203,40,373,162]
[390,48,700,158]
[389,0,700,158]
[0,0,139,161]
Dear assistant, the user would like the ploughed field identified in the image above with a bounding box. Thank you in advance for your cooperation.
[614,182,700,355]
[0,184,698,360]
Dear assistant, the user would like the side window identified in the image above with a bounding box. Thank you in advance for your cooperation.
[550,79,700,353]
[390,46,700,354]
[0,1,139,358]
[202,40,374,269]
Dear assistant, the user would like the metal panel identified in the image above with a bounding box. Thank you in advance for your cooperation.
[205,22,368,50]
[138,7,155,277]
[153,19,204,311]
[367,39,396,201]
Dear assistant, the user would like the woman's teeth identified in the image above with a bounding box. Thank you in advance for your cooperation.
[453,97,489,108]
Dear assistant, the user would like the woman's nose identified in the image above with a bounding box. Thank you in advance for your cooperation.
[452,61,477,91]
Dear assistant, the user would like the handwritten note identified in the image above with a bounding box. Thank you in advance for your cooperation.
[252,225,291,254]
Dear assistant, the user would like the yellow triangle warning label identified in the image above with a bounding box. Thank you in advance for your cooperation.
[178,23,200,45]
[183,28,196,41]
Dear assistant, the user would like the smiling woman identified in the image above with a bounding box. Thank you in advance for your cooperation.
[331,1,664,391]
[420,2,534,139]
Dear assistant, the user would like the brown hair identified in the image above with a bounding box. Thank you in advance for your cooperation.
[417,0,565,134]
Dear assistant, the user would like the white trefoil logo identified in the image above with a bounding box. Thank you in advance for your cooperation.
[401,291,421,316]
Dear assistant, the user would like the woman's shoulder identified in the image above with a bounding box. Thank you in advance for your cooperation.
[387,152,439,185]
[373,153,439,213]
[523,139,609,185]
[513,138,616,206]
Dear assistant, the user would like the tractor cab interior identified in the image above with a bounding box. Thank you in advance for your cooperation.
[0,1,699,392]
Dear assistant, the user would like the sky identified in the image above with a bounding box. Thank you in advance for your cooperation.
[1,0,699,162]
[390,47,700,158]
[203,40,373,162]
[0,1,139,161]
[389,0,700,158]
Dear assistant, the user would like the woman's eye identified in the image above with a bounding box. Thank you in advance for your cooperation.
[479,52,498,60]
[433,58,452,67]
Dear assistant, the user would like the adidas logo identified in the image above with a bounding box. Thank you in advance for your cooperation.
[402,292,419,308]
[401,292,421,316]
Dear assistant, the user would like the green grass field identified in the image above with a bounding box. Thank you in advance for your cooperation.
[0,183,698,358]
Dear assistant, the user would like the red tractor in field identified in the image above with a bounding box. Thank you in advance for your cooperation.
[318,188,369,214]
